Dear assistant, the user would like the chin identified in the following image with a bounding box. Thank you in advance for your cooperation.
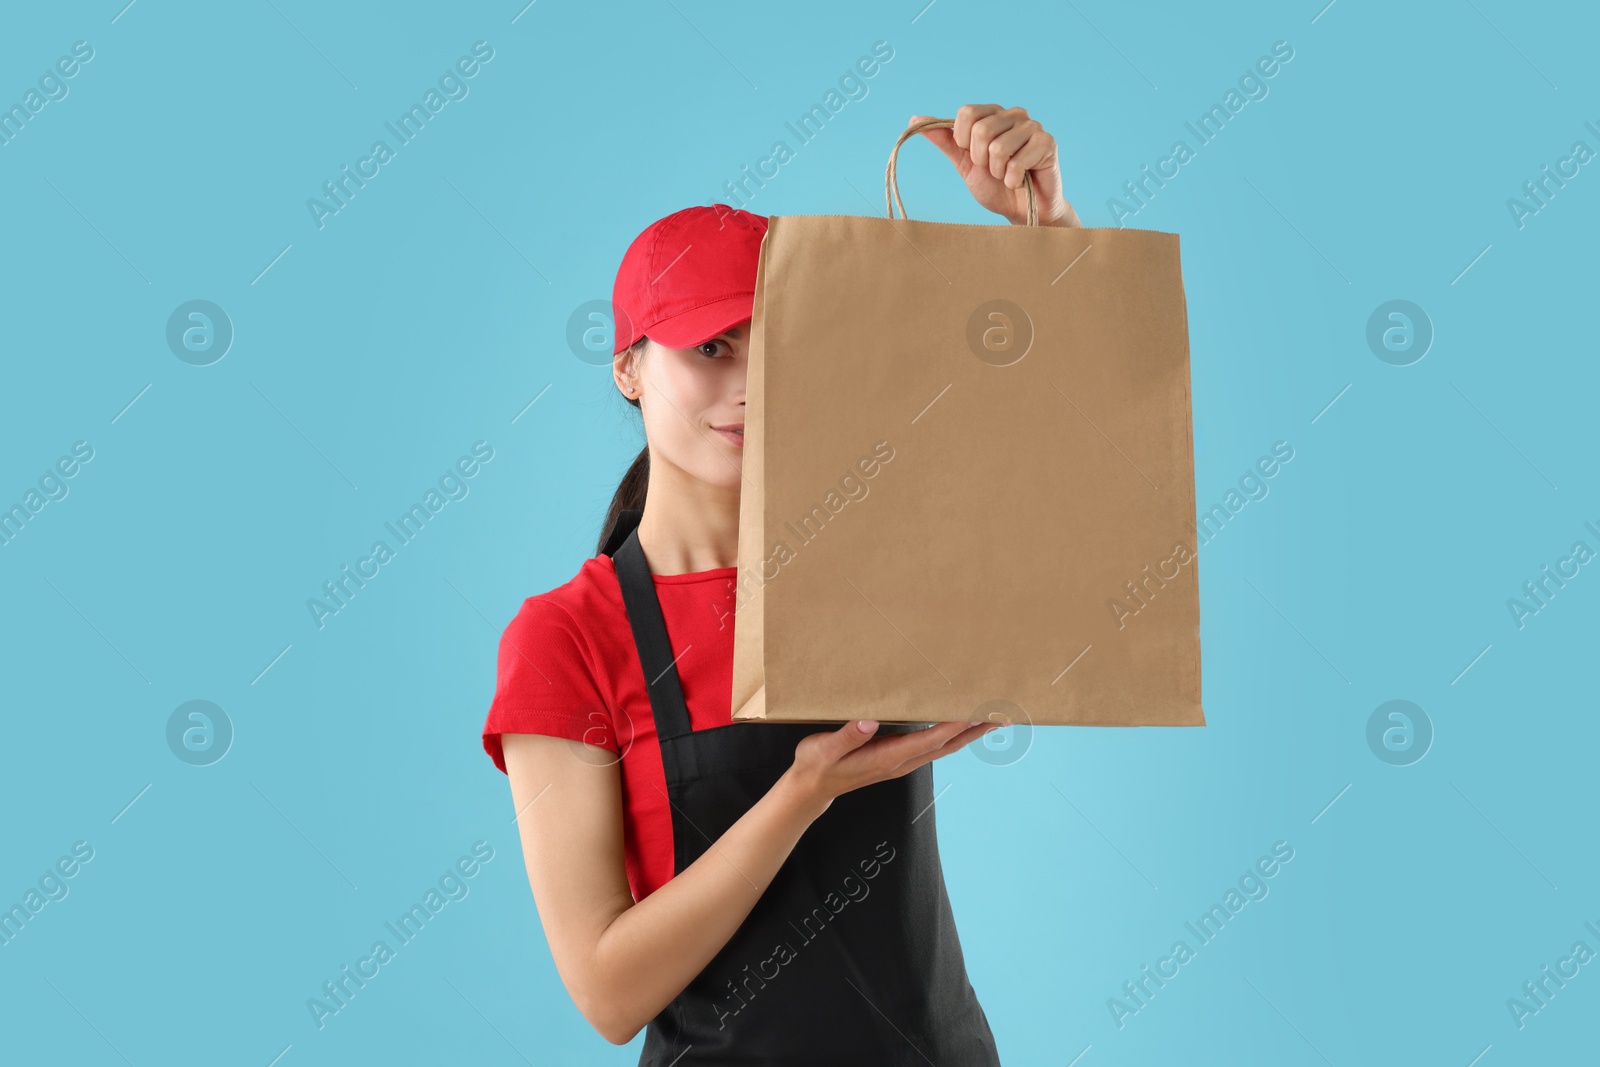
[702,462,743,492]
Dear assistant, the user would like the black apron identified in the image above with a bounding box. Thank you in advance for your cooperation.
[605,510,1001,1066]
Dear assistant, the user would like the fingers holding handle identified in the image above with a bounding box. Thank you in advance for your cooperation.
[885,118,1037,225]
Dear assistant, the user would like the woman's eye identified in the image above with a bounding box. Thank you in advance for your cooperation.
[698,341,726,358]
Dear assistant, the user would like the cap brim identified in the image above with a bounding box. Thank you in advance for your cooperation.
[644,294,755,350]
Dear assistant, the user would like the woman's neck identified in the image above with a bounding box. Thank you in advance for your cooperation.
[635,463,741,575]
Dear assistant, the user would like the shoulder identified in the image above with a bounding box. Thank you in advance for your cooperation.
[501,555,622,646]
[491,555,627,711]
[485,556,625,771]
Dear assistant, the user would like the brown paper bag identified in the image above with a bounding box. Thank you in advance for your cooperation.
[731,118,1203,728]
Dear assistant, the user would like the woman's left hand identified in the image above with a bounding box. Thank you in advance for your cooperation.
[909,104,1082,227]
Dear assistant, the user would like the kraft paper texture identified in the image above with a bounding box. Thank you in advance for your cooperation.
[731,212,1203,728]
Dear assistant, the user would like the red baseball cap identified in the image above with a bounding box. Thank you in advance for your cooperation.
[611,205,769,356]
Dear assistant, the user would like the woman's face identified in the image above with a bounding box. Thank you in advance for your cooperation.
[618,321,749,492]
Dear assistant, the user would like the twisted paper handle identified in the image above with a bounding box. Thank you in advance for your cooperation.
[884,117,1039,226]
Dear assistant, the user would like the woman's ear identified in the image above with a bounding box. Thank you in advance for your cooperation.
[613,342,643,398]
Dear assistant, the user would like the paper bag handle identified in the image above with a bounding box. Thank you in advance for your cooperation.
[885,117,1039,226]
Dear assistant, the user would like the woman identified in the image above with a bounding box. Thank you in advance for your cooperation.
[483,104,1083,1064]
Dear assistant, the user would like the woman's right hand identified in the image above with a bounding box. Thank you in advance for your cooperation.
[786,719,1003,813]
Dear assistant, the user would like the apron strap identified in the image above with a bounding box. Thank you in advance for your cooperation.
[601,508,644,559]
[611,523,697,749]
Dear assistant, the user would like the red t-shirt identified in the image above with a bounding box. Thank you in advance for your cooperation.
[482,553,742,902]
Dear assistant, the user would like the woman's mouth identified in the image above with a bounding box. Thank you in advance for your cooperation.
[713,425,745,447]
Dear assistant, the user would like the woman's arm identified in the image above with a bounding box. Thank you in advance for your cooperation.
[502,718,997,1045]
[503,731,827,1044]
[910,103,1083,227]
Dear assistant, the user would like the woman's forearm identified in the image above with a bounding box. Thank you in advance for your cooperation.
[583,767,829,1044]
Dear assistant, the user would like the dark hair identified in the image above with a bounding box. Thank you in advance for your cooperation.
[597,336,651,556]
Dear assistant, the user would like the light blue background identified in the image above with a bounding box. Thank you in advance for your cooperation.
[2,1,1596,1064]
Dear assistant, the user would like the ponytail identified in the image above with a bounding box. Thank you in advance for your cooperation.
[597,338,651,556]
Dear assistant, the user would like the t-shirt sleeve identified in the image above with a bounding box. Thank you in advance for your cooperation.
[482,597,618,774]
